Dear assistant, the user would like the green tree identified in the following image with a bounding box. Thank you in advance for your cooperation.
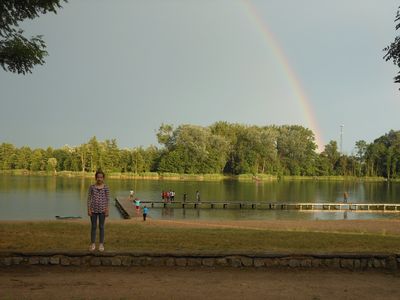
[131,148,146,174]
[277,125,317,176]
[47,157,57,174]
[156,124,174,148]
[102,139,120,172]
[365,130,400,178]
[319,141,340,175]
[0,0,66,74]
[77,144,88,172]
[355,140,368,176]
[210,121,241,174]
[30,149,45,171]
[157,124,229,174]
[384,6,400,87]
[234,132,258,174]
[0,143,17,169]
[87,137,101,172]
[15,146,32,170]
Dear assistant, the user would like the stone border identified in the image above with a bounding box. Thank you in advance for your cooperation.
[0,251,399,270]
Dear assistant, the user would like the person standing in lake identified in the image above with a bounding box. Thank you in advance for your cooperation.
[343,192,349,203]
[196,190,200,203]
[87,170,110,252]
[143,205,149,221]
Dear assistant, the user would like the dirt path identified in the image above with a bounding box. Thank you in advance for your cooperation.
[1,266,400,300]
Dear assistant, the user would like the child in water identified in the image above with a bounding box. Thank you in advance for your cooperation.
[134,198,141,209]
[143,205,148,221]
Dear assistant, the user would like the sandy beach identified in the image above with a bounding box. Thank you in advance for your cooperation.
[121,218,400,235]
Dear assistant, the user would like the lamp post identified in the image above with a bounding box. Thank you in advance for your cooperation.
[340,125,344,154]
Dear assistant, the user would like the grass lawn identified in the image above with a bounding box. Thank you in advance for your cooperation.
[1,221,400,253]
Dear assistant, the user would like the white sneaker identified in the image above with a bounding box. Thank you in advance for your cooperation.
[99,244,104,252]
[89,243,96,251]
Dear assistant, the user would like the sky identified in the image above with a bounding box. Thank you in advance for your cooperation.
[1,0,399,154]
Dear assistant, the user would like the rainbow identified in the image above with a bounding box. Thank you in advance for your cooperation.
[241,0,324,151]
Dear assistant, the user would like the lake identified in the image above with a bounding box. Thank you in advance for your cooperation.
[1,175,400,221]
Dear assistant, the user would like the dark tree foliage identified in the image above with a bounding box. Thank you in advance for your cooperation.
[0,0,66,74]
[384,6,400,87]
[1,124,400,178]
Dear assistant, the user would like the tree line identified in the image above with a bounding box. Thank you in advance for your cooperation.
[0,122,399,179]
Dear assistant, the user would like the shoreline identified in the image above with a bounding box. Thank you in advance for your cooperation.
[0,170,388,182]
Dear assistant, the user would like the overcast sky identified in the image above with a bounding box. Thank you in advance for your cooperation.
[1,0,399,153]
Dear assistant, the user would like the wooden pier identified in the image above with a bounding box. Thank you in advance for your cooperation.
[115,197,400,219]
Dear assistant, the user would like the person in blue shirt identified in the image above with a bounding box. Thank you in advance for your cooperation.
[143,205,149,221]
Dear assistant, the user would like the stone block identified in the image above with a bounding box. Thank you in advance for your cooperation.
[39,257,49,265]
[228,257,242,268]
[354,260,361,270]
[143,257,153,266]
[81,256,92,266]
[70,258,81,266]
[2,258,12,266]
[202,258,215,267]
[368,259,374,268]
[29,257,40,265]
[166,258,175,267]
[241,257,253,267]
[90,257,101,266]
[340,259,354,270]
[312,259,322,268]
[187,258,202,267]
[264,259,277,267]
[279,259,290,267]
[373,259,381,268]
[322,259,331,267]
[300,259,312,268]
[332,258,340,268]
[381,260,386,268]
[121,257,132,266]
[101,257,112,266]
[12,257,23,265]
[289,259,300,268]
[150,257,165,267]
[176,258,187,267]
[360,259,368,269]
[386,256,397,270]
[253,259,265,268]
[216,258,228,266]
[131,257,142,266]
[60,257,70,266]
[50,257,60,265]
[111,258,122,266]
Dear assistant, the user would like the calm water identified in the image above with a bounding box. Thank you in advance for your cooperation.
[1,175,400,221]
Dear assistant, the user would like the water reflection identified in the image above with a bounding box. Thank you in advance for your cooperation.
[150,207,399,221]
[1,175,400,220]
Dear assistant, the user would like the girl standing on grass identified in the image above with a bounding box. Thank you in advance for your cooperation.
[87,170,110,252]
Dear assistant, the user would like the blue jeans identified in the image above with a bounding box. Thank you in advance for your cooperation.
[90,213,105,243]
